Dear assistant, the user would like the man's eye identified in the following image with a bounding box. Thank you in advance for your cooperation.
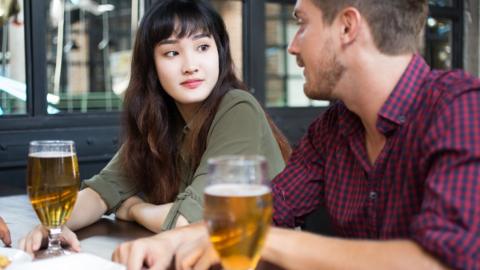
[165,51,179,57]
[198,44,210,52]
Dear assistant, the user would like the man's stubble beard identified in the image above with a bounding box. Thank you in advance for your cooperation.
[303,45,345,101]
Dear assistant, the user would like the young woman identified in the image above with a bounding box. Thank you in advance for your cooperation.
[20,0,290,253]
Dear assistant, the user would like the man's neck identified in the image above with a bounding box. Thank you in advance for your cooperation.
[338,52,413,164]
[341,52,413,139]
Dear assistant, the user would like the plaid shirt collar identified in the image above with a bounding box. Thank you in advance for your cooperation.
[339,54,431,137]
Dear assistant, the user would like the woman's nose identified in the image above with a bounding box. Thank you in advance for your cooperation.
[182,59,199,75]
[182,66,199,75]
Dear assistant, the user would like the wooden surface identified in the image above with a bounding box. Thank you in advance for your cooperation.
[0,195,283,269]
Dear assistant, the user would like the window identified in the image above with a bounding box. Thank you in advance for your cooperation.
[0,0,26,116]
[0,0,143,118]
[210,0,243,78]
[463,0,480,77]
[45,0,137,114]
[423,0,463,70]
[424,17,453,70]
[429,0,454,7]
[0,1,144,191]
[264,1,328,108]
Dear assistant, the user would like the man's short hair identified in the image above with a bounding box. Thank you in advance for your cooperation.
[312,0,428,55]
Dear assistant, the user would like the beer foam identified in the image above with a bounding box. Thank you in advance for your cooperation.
[29,151,75,158]
[205,183,270,197]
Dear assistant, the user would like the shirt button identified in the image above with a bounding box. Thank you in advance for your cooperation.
[369,191,377,200]
[398,115,406,123]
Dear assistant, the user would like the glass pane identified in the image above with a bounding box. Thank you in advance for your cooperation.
[265,2,328,108]
[266,47,285,76]
[428,0,454,7]
[464,1,480,77]
[0,0,26,116]
[423,17,452,70]
[266,77,285,106]
[46,0,139,114]
[211,0,243,79]
[266,19,283,46]
[287,78,309,107]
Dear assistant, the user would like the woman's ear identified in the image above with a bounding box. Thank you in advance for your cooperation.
[338,7,362,46]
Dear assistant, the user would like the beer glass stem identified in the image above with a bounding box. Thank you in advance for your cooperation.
[47,227,62,252]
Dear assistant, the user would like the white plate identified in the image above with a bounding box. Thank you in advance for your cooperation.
[6,253,125,270]
[0,247,32,267]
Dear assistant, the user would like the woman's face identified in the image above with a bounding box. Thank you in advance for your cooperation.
[154,31,219,118]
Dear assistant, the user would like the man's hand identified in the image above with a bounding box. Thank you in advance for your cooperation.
[112,222,209,270]
[112,234,177,270]
[175,234,219,270]
[0,217,11,247]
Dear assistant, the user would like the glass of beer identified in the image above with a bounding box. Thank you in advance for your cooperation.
[26,140,80,259]
[204,155,272,270]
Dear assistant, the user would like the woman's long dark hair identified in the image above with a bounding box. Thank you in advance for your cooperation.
[122,0,291,204]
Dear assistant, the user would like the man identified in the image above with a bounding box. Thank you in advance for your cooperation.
[112,0,480,269]
[0,217,11,247]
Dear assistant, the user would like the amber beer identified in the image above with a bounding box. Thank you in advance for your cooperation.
[27,151,80,228]
[204,183,272,270]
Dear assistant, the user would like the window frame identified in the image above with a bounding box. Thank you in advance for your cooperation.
[424,0,464,69]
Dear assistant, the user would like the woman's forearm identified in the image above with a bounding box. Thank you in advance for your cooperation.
[130,202,171,232]
[65,188,107,231]
[131,202,189,232]
[262,227,448,270]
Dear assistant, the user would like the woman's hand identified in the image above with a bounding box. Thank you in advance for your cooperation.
[0,217,11,247]
[115,196,145,221]
[18,225,80,255]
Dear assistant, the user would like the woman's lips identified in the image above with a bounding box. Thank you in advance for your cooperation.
[181,79,203,89]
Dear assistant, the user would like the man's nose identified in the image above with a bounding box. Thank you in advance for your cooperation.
[287,36,299,55]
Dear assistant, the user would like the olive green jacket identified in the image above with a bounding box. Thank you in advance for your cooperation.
[82,89,286,230]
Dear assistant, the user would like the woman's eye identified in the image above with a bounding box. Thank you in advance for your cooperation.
[164,51,178,57]
[198,44,210,52]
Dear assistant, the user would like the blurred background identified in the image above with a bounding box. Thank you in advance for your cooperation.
[0,0,475,196]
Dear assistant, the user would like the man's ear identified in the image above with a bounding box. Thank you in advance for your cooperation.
[338,7,362,46]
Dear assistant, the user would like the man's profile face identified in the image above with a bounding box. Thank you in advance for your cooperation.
[288,0,345,100]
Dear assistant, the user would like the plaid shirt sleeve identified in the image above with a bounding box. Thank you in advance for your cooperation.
[410,78,480,270]
[272,113,331,228]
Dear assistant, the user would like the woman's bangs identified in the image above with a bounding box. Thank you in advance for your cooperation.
[174,13,212,39]
[148,7,213,46]
[148,13,177,46]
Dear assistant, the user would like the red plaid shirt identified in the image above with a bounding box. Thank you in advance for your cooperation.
[272,55,480,269]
